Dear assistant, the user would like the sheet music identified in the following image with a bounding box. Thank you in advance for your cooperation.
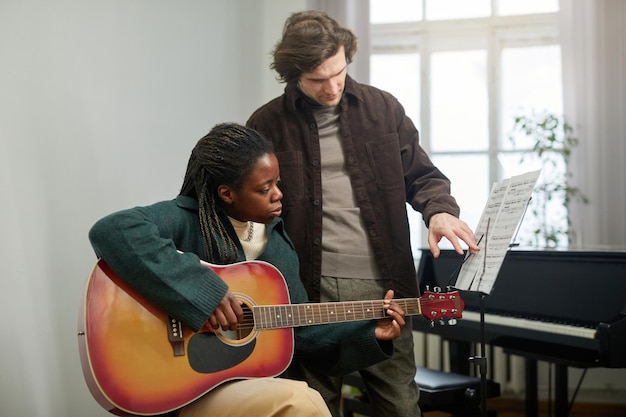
[455,170,541,294]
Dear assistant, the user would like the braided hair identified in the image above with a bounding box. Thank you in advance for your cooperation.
[180,123,275,264]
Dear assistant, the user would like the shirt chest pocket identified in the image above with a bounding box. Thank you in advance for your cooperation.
[365,134,404,191]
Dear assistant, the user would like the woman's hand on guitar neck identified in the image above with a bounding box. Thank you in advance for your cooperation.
[374,289,406,340]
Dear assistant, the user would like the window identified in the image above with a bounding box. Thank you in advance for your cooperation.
[369,0,562,254]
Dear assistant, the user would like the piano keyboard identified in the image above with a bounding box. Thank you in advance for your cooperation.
[461,310,597,339]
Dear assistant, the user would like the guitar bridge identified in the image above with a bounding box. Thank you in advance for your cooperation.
[167,316,185,356]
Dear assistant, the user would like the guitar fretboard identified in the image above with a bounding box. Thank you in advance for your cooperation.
[253,299,423,330]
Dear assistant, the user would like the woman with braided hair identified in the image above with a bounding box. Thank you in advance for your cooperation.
[88,123,406,417]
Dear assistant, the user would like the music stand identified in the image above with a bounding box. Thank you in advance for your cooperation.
[453,170,540,417]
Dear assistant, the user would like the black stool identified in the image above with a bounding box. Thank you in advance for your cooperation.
[342,366,500,417]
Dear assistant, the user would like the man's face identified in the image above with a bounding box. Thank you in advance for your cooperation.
[298,46,347,107]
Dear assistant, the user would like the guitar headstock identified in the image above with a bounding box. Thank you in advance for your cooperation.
[419,290,464,324]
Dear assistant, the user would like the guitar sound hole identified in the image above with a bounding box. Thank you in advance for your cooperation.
[215,298,257,346]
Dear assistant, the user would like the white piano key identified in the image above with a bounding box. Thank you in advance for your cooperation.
[461,310,597,339]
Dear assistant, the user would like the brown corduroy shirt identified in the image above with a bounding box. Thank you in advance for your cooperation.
[247,75,460,301]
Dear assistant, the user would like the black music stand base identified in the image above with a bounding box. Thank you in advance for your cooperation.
[468,292,490,417]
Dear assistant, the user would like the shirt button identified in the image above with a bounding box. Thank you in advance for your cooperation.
[309,123,316,130]
[314,238,321,245]
[313,199,320,206]
[312,159,319,167]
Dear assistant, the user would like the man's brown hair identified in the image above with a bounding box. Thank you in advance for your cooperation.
[271,11,358,84]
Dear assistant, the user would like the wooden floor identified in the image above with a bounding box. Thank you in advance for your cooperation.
[423,398,626,417]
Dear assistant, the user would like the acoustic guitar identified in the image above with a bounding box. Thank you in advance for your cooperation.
[78,258,463,416]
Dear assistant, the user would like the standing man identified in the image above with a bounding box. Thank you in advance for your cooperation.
[247,10,479,417]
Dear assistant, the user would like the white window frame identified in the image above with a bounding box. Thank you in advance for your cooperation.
[370,12,561,247]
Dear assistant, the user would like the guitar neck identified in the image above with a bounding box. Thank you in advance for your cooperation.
[253,298,422,330]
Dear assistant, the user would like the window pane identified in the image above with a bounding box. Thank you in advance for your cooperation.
[408,203,424,256]
[431,50,488,151]
[498,153,567,248]
[426,0,490,20]
[497,0,558,16]
[500,45,563,150]
[498,152,542,180]
[432,154,490,242]
[370,53,420,127]
[370,0,422,23]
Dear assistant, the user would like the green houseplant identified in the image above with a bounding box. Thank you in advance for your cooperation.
[508,111,589,248]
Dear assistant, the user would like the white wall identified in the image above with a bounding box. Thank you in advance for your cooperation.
[0,1,304,416]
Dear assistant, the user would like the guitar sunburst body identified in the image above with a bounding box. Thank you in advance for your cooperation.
[78,260,293,416]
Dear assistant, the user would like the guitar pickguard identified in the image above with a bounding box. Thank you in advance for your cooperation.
[187,332,256,373]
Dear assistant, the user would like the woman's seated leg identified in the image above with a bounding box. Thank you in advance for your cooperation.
[177,378,331,417]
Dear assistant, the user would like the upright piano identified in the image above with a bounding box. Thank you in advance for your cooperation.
[413,248,626,417]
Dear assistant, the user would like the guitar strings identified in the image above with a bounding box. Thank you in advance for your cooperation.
[212,297,456,333]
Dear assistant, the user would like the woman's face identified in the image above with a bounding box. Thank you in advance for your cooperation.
[218,153,283,224]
